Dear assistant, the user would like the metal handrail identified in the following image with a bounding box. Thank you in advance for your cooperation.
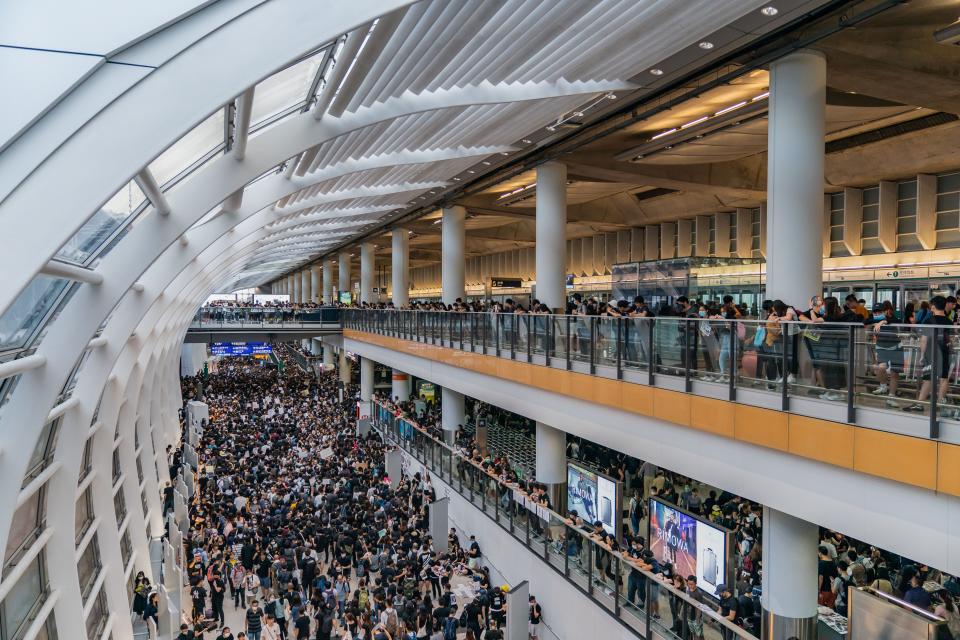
[372,399,756,640]
[345,309,959,440]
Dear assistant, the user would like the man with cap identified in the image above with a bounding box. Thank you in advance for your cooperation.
[716,584,740,639]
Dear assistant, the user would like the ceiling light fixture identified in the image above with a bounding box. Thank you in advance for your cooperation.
[500,152,509,156]
[715,100,747,116]
[761,6,778,16]
[751,91,769,101]
[453,177,461,181]
[651,128,677,140]
[482,161,491,165]
[699,41,714,50]
[522,139,532,144]
[680,116,709,129]
[468,170,475,173]
[650,68,664,76]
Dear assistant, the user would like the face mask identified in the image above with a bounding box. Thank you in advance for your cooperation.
[698,311,707,318]
[873,315,884,321]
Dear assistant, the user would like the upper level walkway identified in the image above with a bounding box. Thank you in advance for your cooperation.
[185,306,341,342]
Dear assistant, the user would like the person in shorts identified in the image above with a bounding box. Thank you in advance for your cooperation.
[871,301,904,406]
[528,595,542,639]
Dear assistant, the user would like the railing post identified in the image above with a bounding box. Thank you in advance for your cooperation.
[589,317,596,375]
[565,315,572,371]
[616,318,623,380]
[729,321,737,402]
[482,314,487,355]
[510,316,517,360]
[614,556,621,616]
[931,326,941,439]
[587,540,594,596]
[527,317,533,363]
[545,318,552,367]
[684,318,693,392]
[647,319,656,386]
[847,324,856,424]
[781,324,790,411]
[496,314,502,356]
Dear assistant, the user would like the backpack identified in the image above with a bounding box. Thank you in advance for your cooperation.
[458,609,468,628]
[403,578,418,599]
[443,617,458,640]
[384,609,399,637]
[358,589,369,611]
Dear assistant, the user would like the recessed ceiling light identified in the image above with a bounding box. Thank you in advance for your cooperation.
[522,139,532,144]
[650,68,664,76]
[468,170,475,174]
[453,177,461,181]
[761,6,778,16]
[482,161,491,165]
[699,41,714,50]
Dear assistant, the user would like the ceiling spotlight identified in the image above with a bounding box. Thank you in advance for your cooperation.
[500,152,510,156]
[482,161,491,165]
[605,93,617,100]
[573,111,584,117]
[468,170,475,174]
[761,6,778,16]
[664,145,673,150]
[453,177,461,181]
[650,68,664,76]
[699,41,714,50]
[521,139,532,144]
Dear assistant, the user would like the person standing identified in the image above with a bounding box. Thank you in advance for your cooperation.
[231,562,247,609]
[211,570,227,628]
[246,600,264,640]
[528,595,542,640]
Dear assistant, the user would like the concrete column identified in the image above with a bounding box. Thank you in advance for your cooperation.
[392,228,409,307]
[761,506,818,639]
[323,344,335,368]
[391,370,411,403]
[535,161,567,311]
[360,242,375,304]
[301,270,310,303]
[322,258,333,304]
[338,250,351,301]
[311,266,321,303]
[442,206,466,305]
[292,272,302,302]
[287,275,295,298]
[536,421,566,507]
[338,351,351,385]
[441,387,464,446]
[765,50,826,304]
[360,357,374,402]
[310,338,322,356]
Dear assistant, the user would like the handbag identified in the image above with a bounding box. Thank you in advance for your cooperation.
[753,327,766,347]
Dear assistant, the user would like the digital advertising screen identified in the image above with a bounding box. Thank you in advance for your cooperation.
[567,462,618,536]
[649,498,729,596]
[339,292,353,304]
[210,342,272,357]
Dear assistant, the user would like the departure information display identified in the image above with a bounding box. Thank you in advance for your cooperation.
[210,342,272,356]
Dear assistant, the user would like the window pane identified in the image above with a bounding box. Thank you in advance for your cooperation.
[84,588,107,640]
[24,419,60,487]
[55,180,146,265]
[80,438,93,481]
[0,276,69,352]
[1,557,43,640]
[148,110,225,187]
[111,448,121,484]
[119,530,132,568]
[113,489,126,528]
[3,488,42,577]
[77,535,100,601]
[75,488,93,546]
[250,49,327,132]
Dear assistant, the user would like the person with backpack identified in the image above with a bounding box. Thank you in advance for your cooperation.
[381,602,400,639]
[438,608,458,640]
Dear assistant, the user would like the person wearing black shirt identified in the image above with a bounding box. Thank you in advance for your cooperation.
[528,595,543,640]
[214,627,235,640]
[294,610,311,639]
[211,572,226,627]
[818,546,839,608]
[484,618,504,640]
[717,584,740,640]
[190,583,207,620]
[907,295,953,412]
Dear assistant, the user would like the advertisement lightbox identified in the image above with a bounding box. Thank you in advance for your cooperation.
[648,497,732,597]
[567,461,620,537]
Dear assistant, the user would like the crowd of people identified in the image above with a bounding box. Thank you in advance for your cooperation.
[343,290,960,414]
[166,359,546,640]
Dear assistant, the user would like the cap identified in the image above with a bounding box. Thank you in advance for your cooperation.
[715,584,729,595]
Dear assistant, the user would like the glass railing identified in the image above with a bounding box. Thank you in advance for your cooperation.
[190,306,341,327]
[372,400,755,640]
[347,309,960,439]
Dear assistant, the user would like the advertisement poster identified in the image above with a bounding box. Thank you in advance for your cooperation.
[649,498,728,595]
[567,462,617,535]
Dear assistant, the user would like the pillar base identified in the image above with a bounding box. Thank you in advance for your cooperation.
[442,429,456,446]
[761,609,816,640]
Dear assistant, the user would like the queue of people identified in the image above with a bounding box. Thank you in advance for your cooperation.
[168,359,545,640]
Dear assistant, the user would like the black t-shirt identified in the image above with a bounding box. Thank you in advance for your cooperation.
[485,630,504,640]
[529,603,542,623]
[818,559,838,591]
[469,541,480,558]
[490,592,505,612]
[295,614,310,634]
[720,594,740,620]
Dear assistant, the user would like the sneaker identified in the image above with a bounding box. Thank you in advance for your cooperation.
[885,395,900,408]
[820,391,842,401]
[787,373,796,384]
[903,403,924,412]
[872,384,889,395]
